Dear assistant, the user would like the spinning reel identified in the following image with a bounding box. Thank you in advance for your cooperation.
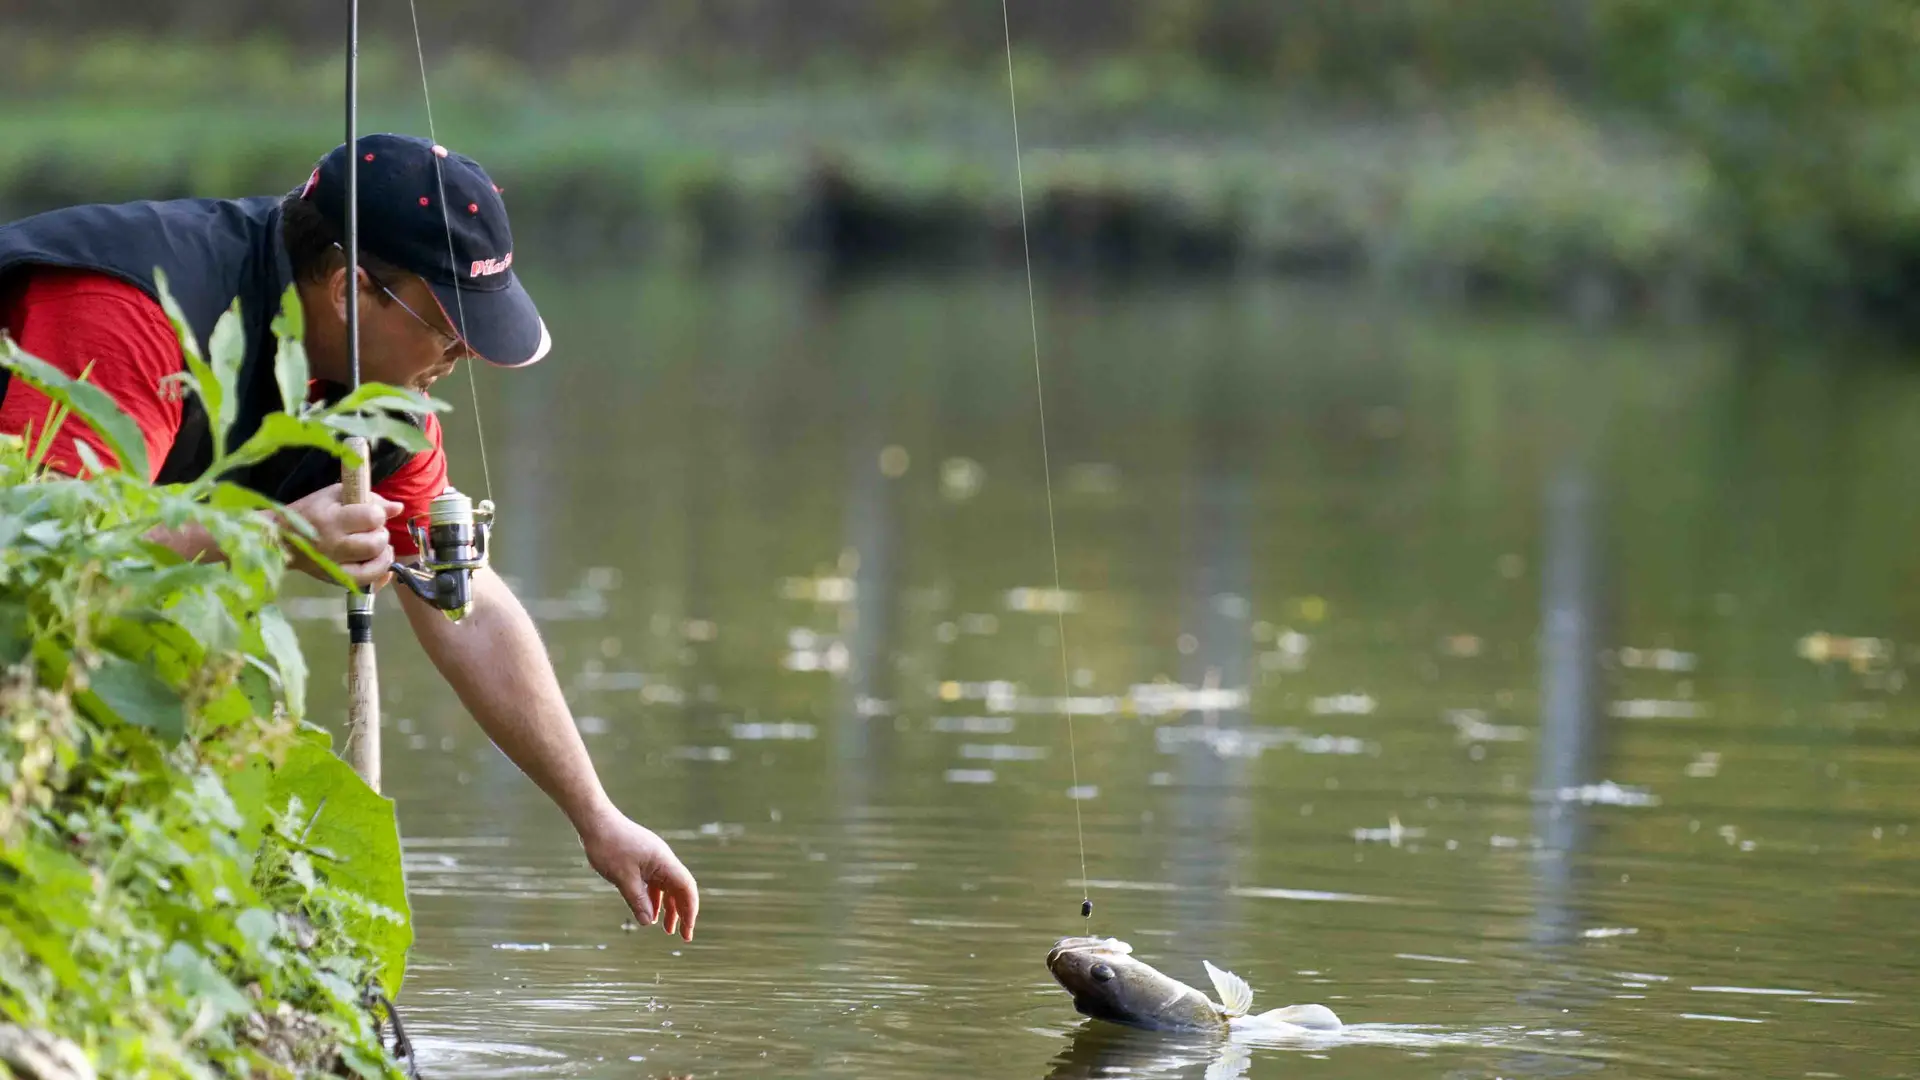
[390,486,494,621]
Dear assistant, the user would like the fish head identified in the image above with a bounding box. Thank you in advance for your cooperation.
[1046,937,1219,1032]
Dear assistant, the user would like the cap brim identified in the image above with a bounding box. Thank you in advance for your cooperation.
[428,272,551,369]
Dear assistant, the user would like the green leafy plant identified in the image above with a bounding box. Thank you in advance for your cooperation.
[0,275,442,1077]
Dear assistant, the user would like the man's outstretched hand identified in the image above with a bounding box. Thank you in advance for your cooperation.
[579,809,700,942]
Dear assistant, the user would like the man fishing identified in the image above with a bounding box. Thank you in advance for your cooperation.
[0,133,699,942]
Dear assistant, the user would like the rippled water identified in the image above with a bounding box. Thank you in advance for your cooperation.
[292,261,1920,1077]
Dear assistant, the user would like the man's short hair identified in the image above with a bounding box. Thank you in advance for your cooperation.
[280,192,409,289]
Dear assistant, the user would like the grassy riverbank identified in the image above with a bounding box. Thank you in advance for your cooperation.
[0,288,435,1077]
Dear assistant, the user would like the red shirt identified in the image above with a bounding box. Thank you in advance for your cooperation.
[0,266,447,556]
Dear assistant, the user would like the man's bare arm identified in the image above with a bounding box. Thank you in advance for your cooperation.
[397,566,698,940]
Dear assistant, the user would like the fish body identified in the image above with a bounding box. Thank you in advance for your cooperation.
[1046,936,1342,1035]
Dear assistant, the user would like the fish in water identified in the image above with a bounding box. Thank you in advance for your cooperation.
[1046,936,1342,1035]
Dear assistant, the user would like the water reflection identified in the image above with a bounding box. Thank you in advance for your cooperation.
[291,261,1920,1079]
[1041,1024,1231,1080]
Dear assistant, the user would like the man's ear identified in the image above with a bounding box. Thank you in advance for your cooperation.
[326,264,351,323]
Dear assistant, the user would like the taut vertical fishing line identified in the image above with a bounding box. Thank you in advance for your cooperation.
[999,0,1094,922]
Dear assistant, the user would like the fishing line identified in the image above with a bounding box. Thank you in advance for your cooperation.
[407,0,495,506]
[1000,0,1091,921]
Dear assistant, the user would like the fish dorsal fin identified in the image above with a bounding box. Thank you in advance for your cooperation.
[1202,960,1254,1018]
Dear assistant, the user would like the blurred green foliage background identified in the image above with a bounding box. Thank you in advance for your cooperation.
[2,0,1917,324]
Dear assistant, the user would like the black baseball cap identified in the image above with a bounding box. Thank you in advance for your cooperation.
[299,133,551,368]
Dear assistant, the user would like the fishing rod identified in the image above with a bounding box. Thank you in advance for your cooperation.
[343,0,380,790]
[342,0,498,793]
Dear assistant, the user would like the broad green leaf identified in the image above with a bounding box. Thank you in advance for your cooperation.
[316,382,449,418]
[257,605,306,721]
[98,614,204,693]
[320,413,433,454]
[271,286,312,416]
[268,740,413,996]
[0,601,28,666]
[78,652,187,741]
[208,300,247,451]
[235,907,282,961]
[152,268,204,368]
[0,339,150,479]
[156,271,226,457]
[160,942,254,1023]
[226,757,272,856]
[208,481,319,540]
[219,413,353,476]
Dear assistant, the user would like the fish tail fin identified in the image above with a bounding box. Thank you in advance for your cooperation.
[1202,960,1254,1018]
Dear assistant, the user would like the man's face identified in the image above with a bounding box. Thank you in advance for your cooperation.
[353,266,470,394]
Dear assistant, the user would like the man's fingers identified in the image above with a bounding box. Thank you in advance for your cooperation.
[339,558,394,589]
[617,877,656,925]
[677,884,698,941]
[337,503,390,533]
[332,532,390,564]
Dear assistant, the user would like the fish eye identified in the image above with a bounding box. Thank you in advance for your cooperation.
[1091,962,1116,983]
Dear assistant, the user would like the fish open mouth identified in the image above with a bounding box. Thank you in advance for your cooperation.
[1048,936,1134,968]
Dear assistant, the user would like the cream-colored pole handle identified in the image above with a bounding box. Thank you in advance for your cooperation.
[341,436,380,792]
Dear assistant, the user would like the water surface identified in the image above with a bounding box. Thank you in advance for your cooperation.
[293,260,1920,1078]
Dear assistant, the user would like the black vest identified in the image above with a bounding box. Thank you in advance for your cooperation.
[0,195,418,499]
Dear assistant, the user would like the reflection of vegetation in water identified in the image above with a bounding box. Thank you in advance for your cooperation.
[0,283,438,1076]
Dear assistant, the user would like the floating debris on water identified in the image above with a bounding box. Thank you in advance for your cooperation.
[1155,724,1370,759]
[1132,681,1249,717]
[1005,586,1082,614]
[1550,780,1660,807]
[1065,785,1098,801]
[939,457,985,501]
[731,721,818,741]
[930,715,1016,734]
[1259,629,1313,673]
[1618,646,1697,671]
[779,574,857,603]
[574,715,609,735]
[959,743,1047,761]
[784,629,850,673]
[1353,816,1424,846]
[1796,632,1891,669]
[1582,927,1640,939]
[1445,709,1526,743]
[1608,699,1709,719]
[1685,751,1721,778]
[1309,693,1377,716]
[879,445,910,478]
[639,684,687,706]
[1438,634,1483,658]
[1230,886,1402,904]
[944,769,996,784]
[670,746,733,762]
